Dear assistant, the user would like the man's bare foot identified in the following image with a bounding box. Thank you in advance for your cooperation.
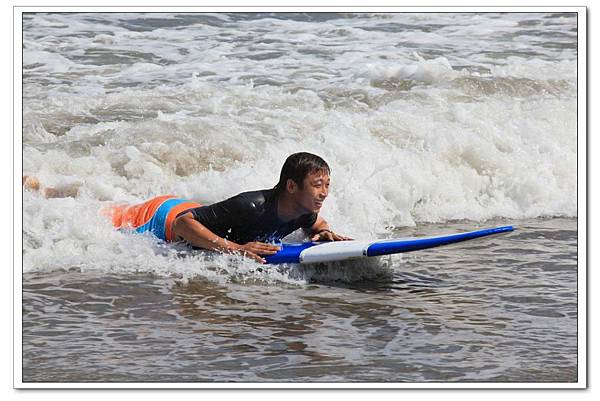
[23,176,41,191]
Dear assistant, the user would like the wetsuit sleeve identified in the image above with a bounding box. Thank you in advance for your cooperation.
[189,194,259,237]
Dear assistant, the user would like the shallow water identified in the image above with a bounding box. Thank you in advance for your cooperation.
[21,11,578,383]
[22,218,577,383]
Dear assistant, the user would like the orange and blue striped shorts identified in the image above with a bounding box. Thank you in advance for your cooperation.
[104,195,202,242]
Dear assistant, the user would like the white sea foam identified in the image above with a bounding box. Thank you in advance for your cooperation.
[362,54,460,85]
[21,12,578,283]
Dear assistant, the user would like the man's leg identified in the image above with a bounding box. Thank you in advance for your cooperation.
[22,175,80,198]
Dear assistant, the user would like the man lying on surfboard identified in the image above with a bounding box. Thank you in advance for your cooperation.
[23,152,352,263]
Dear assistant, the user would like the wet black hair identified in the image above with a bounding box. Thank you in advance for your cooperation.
[274,152,330,194]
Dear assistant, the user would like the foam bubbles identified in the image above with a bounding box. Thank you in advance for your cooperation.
[22,12,577,282]
[363,54,460,86]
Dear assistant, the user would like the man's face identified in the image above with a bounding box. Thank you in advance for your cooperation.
[292,170,330,214]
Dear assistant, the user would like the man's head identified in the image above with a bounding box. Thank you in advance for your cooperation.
[275,152,331,213]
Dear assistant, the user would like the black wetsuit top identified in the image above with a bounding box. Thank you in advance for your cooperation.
[190,189,318,244]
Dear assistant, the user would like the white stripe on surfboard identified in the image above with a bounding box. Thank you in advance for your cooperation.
[297,230,486,264]
[299,240,373,264]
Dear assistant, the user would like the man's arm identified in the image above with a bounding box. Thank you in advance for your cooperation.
[306,215,353,242]
[172,213,280,264]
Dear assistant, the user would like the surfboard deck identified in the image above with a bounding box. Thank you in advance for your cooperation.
[265,225,514,264]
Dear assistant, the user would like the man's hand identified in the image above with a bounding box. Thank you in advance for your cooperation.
[173,214,281,264]
[233,242,281,264]
[310,230,353,242]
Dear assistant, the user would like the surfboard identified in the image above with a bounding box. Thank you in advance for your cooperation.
[265,225,514,264]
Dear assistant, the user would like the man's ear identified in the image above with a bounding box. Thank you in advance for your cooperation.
[286,178,298,194]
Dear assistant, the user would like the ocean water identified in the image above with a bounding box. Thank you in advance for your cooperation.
[21,12,578,383]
